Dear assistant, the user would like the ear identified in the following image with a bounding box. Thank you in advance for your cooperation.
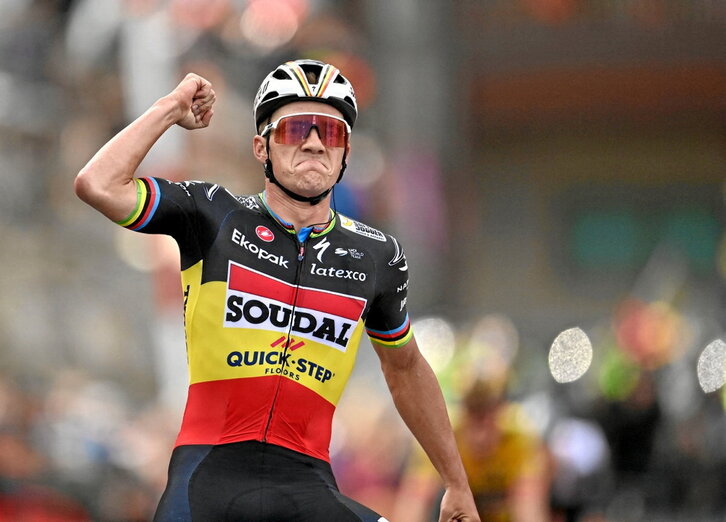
[252,135,268,165]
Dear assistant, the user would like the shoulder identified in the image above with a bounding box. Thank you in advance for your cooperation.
[156,179,262,210]
[157,179,232,201]
[337,214,388,243]
[337,214,406,264]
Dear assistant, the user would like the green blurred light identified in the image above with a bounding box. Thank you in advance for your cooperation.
[662,208,720,272]
[571,210,641,269]
[569,206,721,272]
[598,347,640,401]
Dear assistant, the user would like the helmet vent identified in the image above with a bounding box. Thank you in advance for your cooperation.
[334,75,348,84]
[303,63,323,78]
[272,70,290,80]
[261,91,279,103]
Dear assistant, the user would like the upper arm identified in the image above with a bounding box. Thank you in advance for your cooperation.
[74,169,139,223]
[365,235,412,348]
[372,335,421,375]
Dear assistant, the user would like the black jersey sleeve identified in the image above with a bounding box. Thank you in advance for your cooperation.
[364,235,413,348]
[115,177,228,268]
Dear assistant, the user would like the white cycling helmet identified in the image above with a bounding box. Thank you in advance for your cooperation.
[253,59,358,130]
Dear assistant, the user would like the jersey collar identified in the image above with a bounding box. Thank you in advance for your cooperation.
[258,191,337,242]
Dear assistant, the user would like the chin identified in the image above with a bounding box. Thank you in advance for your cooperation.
[293,175,332,193]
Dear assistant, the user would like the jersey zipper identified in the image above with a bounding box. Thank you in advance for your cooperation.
[261,237,306,442]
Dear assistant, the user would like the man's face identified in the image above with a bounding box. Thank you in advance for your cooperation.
[254,101,351,200]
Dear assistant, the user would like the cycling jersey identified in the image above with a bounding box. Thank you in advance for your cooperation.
[118,177,412,463]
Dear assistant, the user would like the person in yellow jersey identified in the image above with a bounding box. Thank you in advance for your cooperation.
[395,376,551,522]
[74,59,478,522]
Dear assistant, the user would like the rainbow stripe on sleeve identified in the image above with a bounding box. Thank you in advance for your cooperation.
[366,315,413,348]
[116,177,161,230]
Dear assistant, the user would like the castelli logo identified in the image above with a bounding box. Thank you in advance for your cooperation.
[256,225,274,242]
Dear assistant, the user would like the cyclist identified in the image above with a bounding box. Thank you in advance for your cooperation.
[74,59,478,522]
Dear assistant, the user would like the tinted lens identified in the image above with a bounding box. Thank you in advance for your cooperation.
[274,114,348,148]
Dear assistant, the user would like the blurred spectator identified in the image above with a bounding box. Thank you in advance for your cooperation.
[596,371,661,483]
[0,374,91,521]
[393,376,552,522]
[547,416,611,522]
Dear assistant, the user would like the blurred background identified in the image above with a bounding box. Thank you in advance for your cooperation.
[0,0,724,520]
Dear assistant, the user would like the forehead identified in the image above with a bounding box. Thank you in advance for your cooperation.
[271,101,343,120]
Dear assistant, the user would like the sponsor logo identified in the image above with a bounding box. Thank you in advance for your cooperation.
[175,180,222,201]
[313,238,330,262]
[225,349,334,383]
[294,358,334,383]
[389,237,407,271]
[335,247,364,259]
[310,263,367,281]
[224,263,367,352]
[225,294,354,349]
[204,184,220,201]
[237,196,260,210]
[254,79,269,108]
[227,349,291,367]
[396,280,409,293]
[256,225,274,242]
[232,229,288,268]
[271,335,305,351]
[341,217,386,242]
[175,181,192,198]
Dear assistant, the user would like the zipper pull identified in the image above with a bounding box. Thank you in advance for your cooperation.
[298,245,305,261]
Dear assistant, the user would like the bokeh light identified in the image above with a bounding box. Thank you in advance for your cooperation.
[240,0,306,52]
[412,316,456,374]
[343,132,386,189]
[697,339,726,393]
[548,327,593,383]
[614,298,683,369]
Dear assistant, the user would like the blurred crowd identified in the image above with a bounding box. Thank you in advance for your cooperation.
[1,1,725,521]
[2,312,726,521]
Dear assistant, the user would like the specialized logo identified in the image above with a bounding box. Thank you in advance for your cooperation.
[313,238,330,262]
[256,225,274,242]
[341,217,386,242]
[232,228,288,268]
[224,263,367,352]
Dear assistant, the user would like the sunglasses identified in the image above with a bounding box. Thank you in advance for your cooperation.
[261,112,351,148]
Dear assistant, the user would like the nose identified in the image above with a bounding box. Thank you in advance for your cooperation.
[301,126,325,152]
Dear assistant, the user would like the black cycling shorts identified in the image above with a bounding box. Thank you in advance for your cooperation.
[153,441,387,521]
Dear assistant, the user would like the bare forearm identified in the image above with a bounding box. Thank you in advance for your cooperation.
[378,344,479,520]
[74,97,178,221]
[74,73,216,222]
[383,351,467,489]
